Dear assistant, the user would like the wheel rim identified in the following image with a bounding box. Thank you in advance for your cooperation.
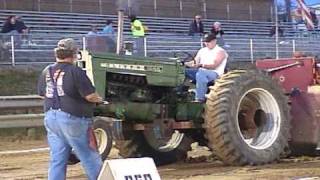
[144,129,185,152]
[94,128,108,154]
[236,88,281,150]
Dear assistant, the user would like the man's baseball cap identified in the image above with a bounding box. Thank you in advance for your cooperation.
[203,33,216,42]
[55,38,78,52]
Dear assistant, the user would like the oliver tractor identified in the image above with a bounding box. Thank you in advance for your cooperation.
[76,50,320,166]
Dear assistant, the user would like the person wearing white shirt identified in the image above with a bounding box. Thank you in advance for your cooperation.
[185,33,228,102]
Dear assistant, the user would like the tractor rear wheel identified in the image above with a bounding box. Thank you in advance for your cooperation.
[115,127,193,165]
[205,70,290,165]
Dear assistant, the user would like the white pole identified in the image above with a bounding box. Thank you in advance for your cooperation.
[154,0,157,16]
[128,0,132,16]
[11,36,15,67]
[38,0,41,11]
[250,39,254,63]
[70,0,73,13]
[179,0,183,18]
[82,36,86,51]
[144,37,147,57]
[227,3,230,20]
[249,4,253,21]
[203,0,207,19]
[274,0,279,59]
[292,39,296,53]
[116,10,124,55]
[99,0,102,14]
[270,5,273,22]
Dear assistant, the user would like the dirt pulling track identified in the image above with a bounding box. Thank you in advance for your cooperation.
[1,139,320,180]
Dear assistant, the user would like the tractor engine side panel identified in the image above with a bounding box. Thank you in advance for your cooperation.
[256,58,315,93]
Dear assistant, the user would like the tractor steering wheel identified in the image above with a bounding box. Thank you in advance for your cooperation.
[173,51,194,65]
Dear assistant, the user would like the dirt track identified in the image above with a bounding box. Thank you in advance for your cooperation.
[1,138,320,180]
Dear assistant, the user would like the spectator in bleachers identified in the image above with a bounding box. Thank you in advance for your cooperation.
[1,15,34,46]
[210,22,227,47]
[270,24,289,45]
[210,22,224,37]
[87,25,98,35]
[310,9,318,30]
[189,15,204,36]
[16,16,36,45]
[129,15,145,56]
[101,20,115,35]
[269,25,284,37]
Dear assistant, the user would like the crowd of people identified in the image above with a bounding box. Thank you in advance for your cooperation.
[188,15,230,48]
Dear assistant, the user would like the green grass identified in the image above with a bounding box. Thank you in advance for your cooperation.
[0,68,42,96]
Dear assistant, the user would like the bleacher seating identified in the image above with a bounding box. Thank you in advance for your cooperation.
[0,9,319,65]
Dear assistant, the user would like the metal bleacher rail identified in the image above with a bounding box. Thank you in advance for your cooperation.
[1,33,319,66]
[0,10,319,66]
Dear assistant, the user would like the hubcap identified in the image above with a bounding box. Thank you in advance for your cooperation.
[144,120,184,152]
[236,88,281,150]
[94,128,108,153]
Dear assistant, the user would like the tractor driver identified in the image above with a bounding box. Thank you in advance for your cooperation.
[185,33,228,102]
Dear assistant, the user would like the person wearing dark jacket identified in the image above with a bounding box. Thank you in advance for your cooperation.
[310,9,318,29]
[2,16,18,33]
[189,15,204,36]
[1,15,34,45]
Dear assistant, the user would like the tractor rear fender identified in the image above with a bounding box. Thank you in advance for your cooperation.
[256,57,315,93]
[290,88,320,146]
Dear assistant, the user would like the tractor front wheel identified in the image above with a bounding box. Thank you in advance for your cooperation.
[115,122,193,165]
[68,117,113,165]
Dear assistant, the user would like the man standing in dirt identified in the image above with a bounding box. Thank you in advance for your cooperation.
[185,34,228,102]
[37,38,103,180]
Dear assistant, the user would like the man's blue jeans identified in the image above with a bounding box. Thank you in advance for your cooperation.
[185,68,219,101]
[44,110,102,180]
[133,37,145,56]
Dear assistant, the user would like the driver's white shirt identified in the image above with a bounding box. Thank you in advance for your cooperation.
[194,45,228,76]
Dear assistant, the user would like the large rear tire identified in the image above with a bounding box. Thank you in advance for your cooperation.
[205,70,290,165]
[115,130,193,166]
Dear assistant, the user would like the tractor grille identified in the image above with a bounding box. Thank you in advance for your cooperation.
[106,72,147,86]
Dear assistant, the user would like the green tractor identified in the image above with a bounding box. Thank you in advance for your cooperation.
[77,50,292,166]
